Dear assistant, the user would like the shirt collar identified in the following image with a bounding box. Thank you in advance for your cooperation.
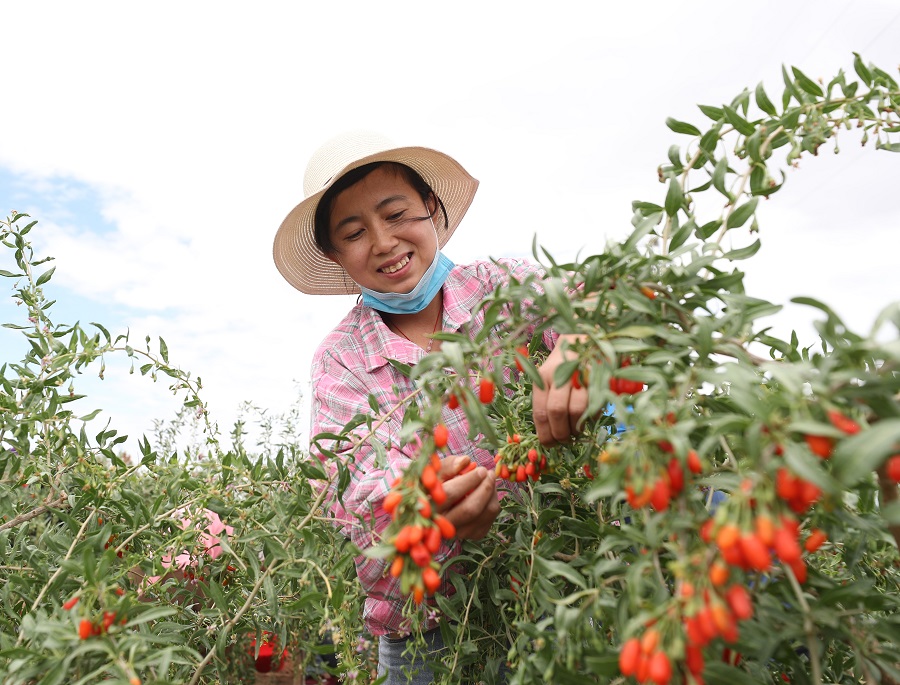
[359,265,479,373]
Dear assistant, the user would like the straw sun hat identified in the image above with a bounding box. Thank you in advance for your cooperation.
[273,131,480,295]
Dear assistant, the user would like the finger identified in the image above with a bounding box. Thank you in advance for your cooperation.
[438,455,470,481]
[443,468,495,525]
[532,371,557,446]
[545,384,577,444]
[438,467,490,511]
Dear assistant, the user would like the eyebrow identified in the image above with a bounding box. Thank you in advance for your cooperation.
[333,195,410,232]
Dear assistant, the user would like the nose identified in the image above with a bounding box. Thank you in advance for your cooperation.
[369,221,399,254]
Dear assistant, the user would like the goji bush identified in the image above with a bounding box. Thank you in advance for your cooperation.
[2,54,899,685]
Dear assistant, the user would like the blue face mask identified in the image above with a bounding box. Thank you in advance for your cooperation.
[359,247,454,314]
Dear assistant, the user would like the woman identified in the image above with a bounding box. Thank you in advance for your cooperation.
[273,131,586,683]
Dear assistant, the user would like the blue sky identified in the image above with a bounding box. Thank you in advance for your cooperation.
[2,0,898,454]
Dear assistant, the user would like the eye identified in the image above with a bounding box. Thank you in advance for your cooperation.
[387,210,406,221]
[345,229,364,241]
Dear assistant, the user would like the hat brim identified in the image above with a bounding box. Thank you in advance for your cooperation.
[273,146,479,295]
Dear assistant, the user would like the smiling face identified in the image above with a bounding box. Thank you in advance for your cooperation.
[325,165,438,294]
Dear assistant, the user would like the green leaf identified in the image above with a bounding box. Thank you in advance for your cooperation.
[666,117,701,136]
[695,219,722,240]
[712,157,731,199]
[832,419,900,486]
[664,178,684,217]
[723,105,755,136]
[755,81,777,116]
[125,606,178,627]
[159,336,169,363]
[0,269,23,278]
[669,218,694,251]
[78,409,102,421]
[724,239,761,261]
[698,104,724,121]
[875,140,900,153]
[726,198,759,229]
[534,556,586,589]
[35,266,56,286]
[853,52,872,85]
[791,66,824,97]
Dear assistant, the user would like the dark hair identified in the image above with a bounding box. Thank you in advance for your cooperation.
[313,161,449,255]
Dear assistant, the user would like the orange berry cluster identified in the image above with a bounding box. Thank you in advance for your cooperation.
[77,610,124,639]
[702,512,823,585]
[382,455,458,605]
[493,434,548,483]
[618,628,672,685]
[624,445,703,512]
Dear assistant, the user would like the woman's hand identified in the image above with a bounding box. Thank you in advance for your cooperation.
[436,456,500,540]
[532,334,589,446]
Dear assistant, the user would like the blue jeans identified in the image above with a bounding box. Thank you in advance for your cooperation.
[377,628,445,684]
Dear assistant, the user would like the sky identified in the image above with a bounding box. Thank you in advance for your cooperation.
[1,1,898,455]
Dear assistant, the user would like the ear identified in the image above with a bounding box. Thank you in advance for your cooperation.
[425,192,438,216]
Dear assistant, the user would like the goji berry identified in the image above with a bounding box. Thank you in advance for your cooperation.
[390,556,404,578]
[715,523,740,551]
[433,424,449,449]
[648,650,672,685]
[413,585,424,605]
[725,584,753,620]
[429,480,447,506]
[417,497,432,520]
[666,458,684,495]
[571,370,583,390]
[409,542,431,568]
[886,454,900,483]
[774,527,801,564]
[447,394,459,410]
[804,528,827,553]
[755,514,775,548]
[516,465,527,483]
[650,477,671,511]
[383,491,402,516]
[79,619,93,640]
[618,638,641,677]
[709,561,729,587]
[102,611,116,632]
[479,378,495,404]
[422,566,441,594]
[739,533,771,572]
[805,434,834,459]
[424,526,442,554]
[63,596,79,611]
[583,464,594,480]
[640,628,659,655]
[640,285,657,300]
[421,465,438,491]
[827,410,861,435]
[393,527,412,553]
[514,345,529,372]
[434,515,456,540]
[685,644,704,675]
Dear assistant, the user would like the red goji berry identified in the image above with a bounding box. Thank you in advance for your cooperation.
[805,434,834,459]
[804,528,827,553]
[886,454,900,483]
[827,410,861,435]
[79,619,93,640]
[618,638,641,677]
[479,378,495,404]
[433,424,449,449]
[422,566,441,594]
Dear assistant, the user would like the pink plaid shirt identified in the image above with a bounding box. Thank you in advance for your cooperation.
[310,258,554,636]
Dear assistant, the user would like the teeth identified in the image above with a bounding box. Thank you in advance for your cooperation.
[382,255,410,274]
